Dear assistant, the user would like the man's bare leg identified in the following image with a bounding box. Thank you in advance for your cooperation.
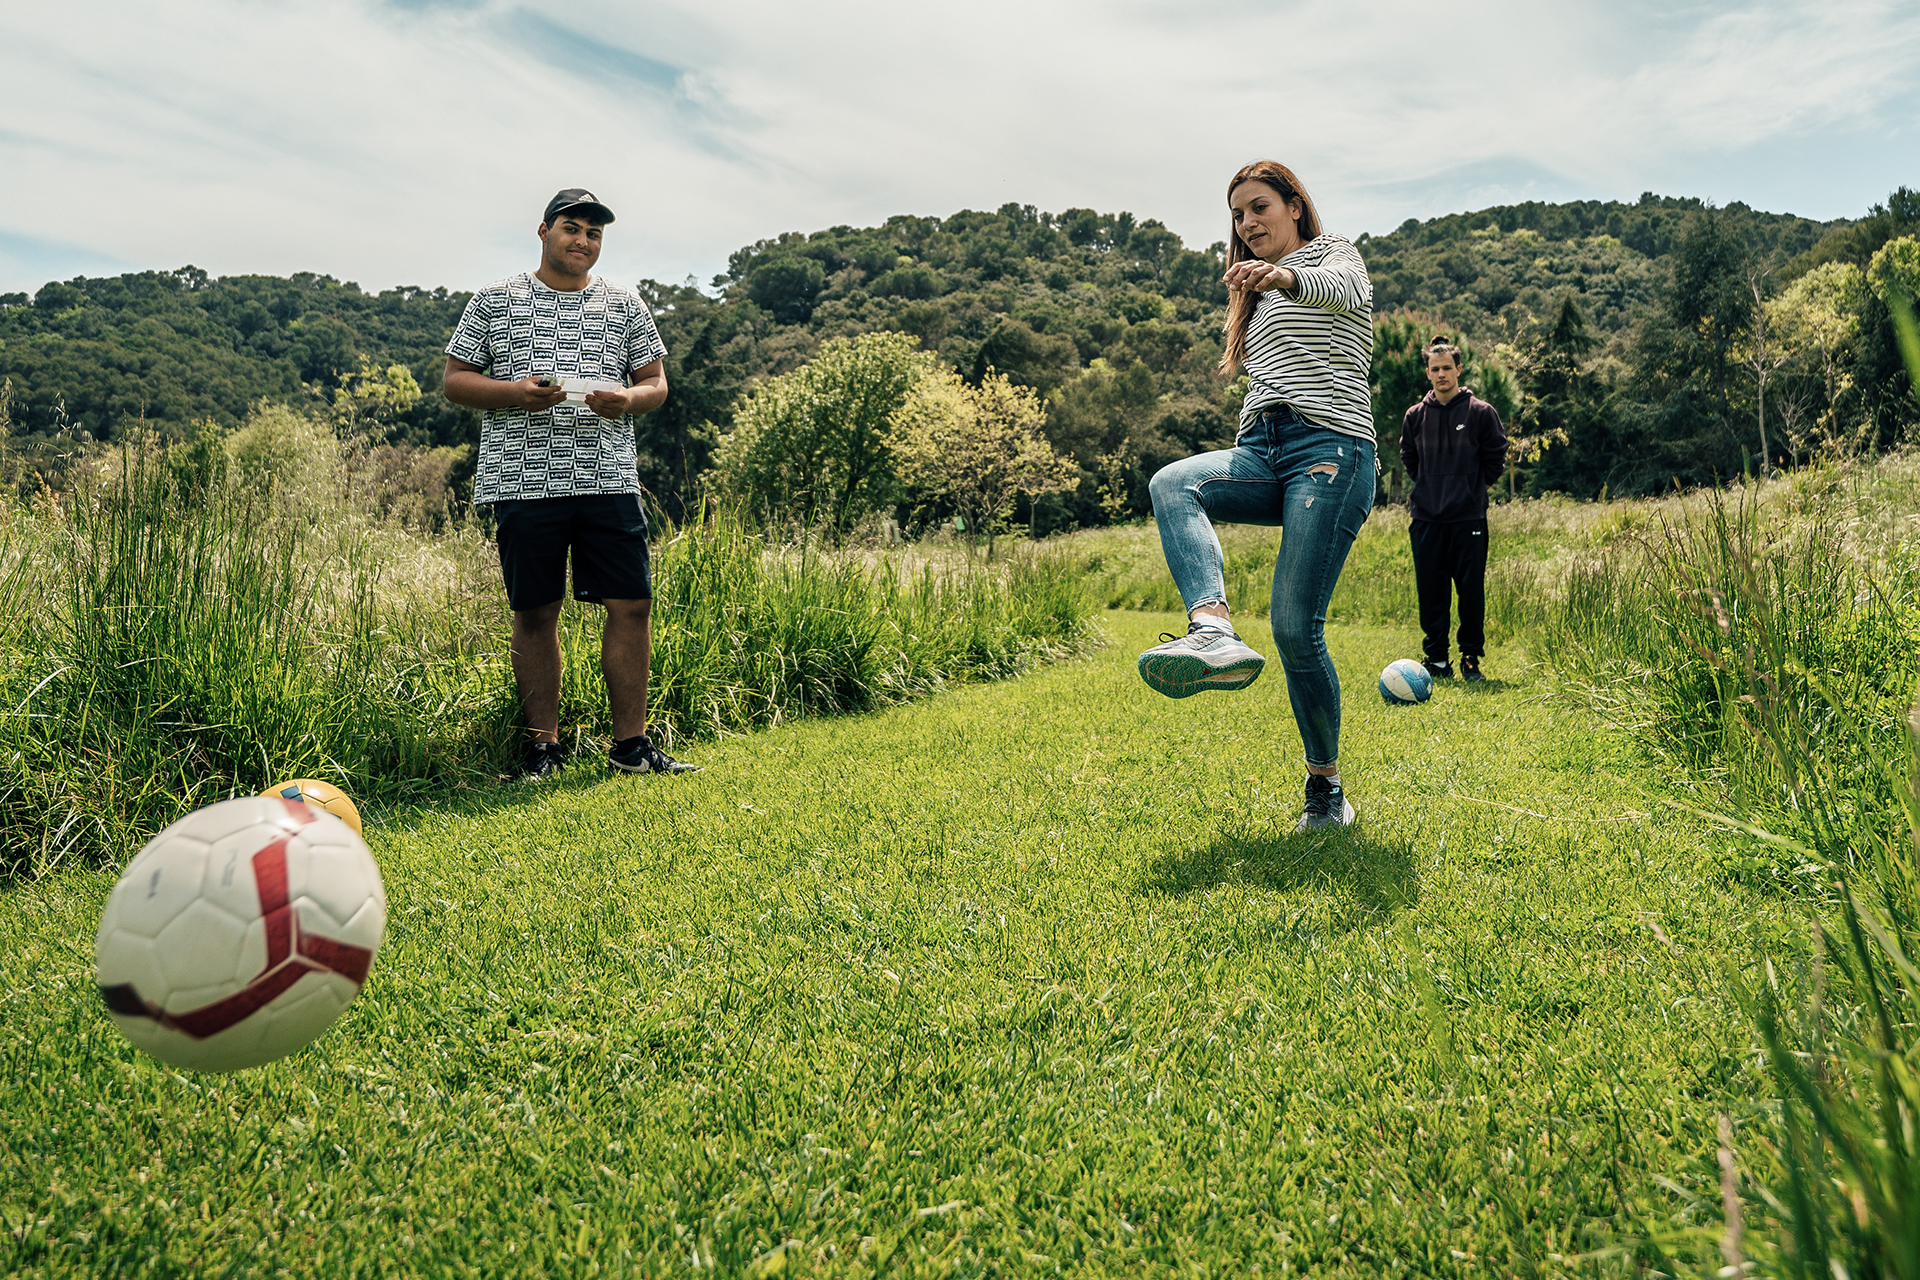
[510,600,565,744]
[601,597,651,741]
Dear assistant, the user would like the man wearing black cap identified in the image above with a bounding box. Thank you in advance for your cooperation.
[443,188,696,780]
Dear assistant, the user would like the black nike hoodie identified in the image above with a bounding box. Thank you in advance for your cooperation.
[1398,389,1509,523]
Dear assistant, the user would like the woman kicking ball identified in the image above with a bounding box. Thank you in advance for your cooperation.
[1138,159,1376,831]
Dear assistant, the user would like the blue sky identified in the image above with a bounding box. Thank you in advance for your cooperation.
[2,0,1915,298]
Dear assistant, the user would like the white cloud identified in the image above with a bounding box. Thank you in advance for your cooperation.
[1,0,1914,296]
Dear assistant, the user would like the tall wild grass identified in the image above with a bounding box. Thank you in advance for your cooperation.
[1728,741,1920,1280]
[1528,464,1920,884]
[1462,455,1920,1274]
[1052,491,1673,651]
[494,506,1095,752]
[1610,549,1920,1279]
[0,420,1095,879]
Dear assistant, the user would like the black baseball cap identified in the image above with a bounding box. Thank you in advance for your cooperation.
[542,188,615,226]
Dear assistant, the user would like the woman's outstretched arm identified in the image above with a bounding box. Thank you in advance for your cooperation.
[1286,241,1372,316]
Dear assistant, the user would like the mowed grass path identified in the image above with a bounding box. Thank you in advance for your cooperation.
[3,613,1799,1277]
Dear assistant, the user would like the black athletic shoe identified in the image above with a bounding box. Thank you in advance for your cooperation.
[609,734,698,775]
[1461,655,1486,683]
[1422,659,1454,681]
[1138,622,1266,698]
[1295,774,1356,832]
[522,741,567,782]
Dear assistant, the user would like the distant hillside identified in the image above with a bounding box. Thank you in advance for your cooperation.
[0,270,475,450]
[1357,194,1839,348]
[2,188,1908,520]
[640,194,1856,514]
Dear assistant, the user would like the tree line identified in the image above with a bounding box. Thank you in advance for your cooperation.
[2,188,1914,528]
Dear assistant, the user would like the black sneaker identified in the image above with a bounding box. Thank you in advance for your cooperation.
[1137,621,1266,698]
[521,741,567,782]
[1295,774,1355,832]
[1461,655,1486,683]
[1422,659,1453,681]
[609,734,698,775]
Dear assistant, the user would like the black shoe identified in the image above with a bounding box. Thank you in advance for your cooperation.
[1461,655,1486,683]
[609,734,699,775]
[521,741,567,782]
[1422,659,1453,681]
[1295,774,1356,832]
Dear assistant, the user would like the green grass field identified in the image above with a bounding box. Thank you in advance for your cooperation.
[2,611,1799,1276]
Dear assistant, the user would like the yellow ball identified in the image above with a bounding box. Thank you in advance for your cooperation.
[259,779,363,836]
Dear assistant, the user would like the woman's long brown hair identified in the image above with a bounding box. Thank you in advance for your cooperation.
[1218,160,1323,375]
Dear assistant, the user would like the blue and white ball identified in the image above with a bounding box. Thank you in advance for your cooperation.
[1379,658,1433,705]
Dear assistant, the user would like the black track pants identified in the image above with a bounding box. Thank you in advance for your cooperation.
[1409,518,1488,662]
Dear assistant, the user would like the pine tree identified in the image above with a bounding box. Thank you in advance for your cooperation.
[1518,296,1605,496]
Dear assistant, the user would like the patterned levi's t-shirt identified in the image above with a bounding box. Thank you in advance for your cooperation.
[445,272,668,503]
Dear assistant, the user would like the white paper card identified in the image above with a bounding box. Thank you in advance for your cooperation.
[560,377,624,403]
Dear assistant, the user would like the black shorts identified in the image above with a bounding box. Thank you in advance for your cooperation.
[492,493,652,611]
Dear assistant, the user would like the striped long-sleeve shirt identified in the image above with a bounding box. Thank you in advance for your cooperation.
[1238,234,1375,443]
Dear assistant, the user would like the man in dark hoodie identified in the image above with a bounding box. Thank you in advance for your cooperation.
[1398,336,1509,682]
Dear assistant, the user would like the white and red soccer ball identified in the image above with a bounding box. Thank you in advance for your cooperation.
[95,795,386,1072]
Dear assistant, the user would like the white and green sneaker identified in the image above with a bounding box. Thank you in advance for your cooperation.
[1137,622,1266,698]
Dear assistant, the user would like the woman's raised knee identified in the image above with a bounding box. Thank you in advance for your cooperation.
[1147,464,1186,511]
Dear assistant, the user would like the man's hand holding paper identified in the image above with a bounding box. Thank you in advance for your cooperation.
[575,378,632,419]
[552,376,625,418]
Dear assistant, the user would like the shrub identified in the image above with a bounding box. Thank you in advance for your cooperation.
[710,332,935,538]
[893,368,1077,554]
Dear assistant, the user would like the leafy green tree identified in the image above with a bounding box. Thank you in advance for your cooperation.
[1042,357,1158,518]
[1865,237,1920,320]
[0,268,475,464]
[1041,330,1231,528]
[872,267,942,300]
[1768,261,1864,456]
[226,400,341,510]
[893,369,1077,554]
[710,332,934,537]
[1785,187,1920,276]
[13,188,1909,515]
[1735,265,1796,474]
[1668,211,1754,421]
[1617,209,1758,489]
[330,357,421,439]
[971,319,1078,393]
[635,278,757,516]
[1370,312,1434,500]
[744,256,826,324]
[1360,194,1833,352]
[1115,320,1194,387]
[1513,296,1606,496]
[288,313,359,386]
[1858,236,1920,436]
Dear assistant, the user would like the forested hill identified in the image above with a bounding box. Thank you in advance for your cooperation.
[0,271,474,454]
[2,188,1912,522]
[1361,194,1836,342]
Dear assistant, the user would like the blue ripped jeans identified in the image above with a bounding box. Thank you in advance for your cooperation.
[1147,405,1376,767]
